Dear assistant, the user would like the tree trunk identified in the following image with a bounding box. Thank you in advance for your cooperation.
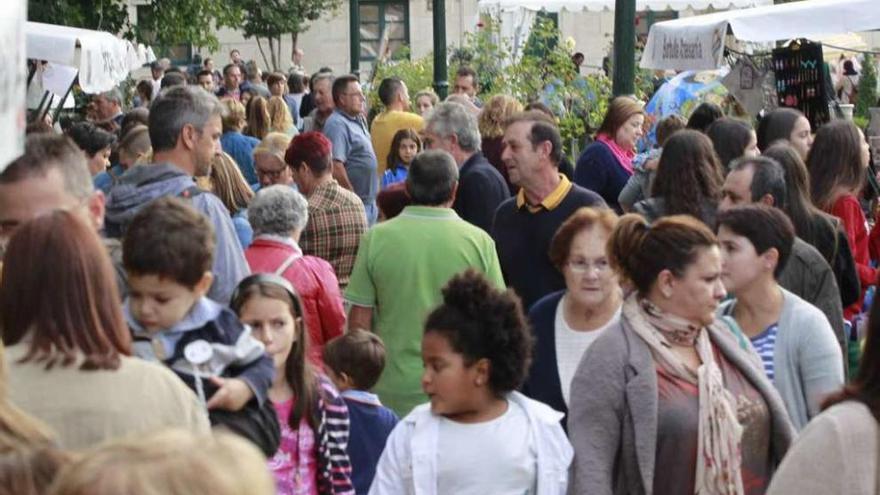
[268,37,277,71]
[275,36,283,72]
[256,37,271,72]
[291,32,299,64]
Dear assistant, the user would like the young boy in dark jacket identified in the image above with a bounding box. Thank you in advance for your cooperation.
[323,329,399,494]
[122,196,275,451]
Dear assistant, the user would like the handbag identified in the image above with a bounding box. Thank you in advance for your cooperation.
[205,380,282,458]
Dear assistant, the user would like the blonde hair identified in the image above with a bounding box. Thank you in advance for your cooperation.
[267,96,294,134]
[478,94,523,138]
[246,96,271,140]
[221,99,247,132]
[117,125,152,168]
[47,429,274,495]
[209,152,254,215]
[253,132,292,164]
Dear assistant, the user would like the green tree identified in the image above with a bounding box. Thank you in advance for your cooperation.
[856,53,878,122]
[30,0,242,52]
[232,0,342,72]
[28,0,130,36]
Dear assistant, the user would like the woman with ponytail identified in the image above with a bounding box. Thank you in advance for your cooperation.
[567,214,794,495]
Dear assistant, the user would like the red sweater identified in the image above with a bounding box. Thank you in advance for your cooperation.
[830,194,877,318]
[245,237,346,366]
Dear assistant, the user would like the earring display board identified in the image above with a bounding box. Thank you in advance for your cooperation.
[772,40,829,130]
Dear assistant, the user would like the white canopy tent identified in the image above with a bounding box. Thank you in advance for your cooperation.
[641,0,880,70]
[26,21,155,94]
[478,0,770,62]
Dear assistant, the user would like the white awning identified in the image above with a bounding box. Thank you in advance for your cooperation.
[641,0,880,70]
[478,0,769,13]
[25,21,155,93]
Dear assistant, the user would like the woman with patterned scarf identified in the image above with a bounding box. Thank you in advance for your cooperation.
[567,213,795,495]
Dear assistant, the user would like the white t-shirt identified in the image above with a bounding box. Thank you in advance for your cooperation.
[555,296,621,406]
[437,399,537,495]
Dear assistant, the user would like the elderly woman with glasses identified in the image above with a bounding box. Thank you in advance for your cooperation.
[243,185,346,367]
[521,207,623,429]
[253,132,295,191]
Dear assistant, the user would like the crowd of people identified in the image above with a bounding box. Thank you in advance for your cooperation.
[2,48,880,495]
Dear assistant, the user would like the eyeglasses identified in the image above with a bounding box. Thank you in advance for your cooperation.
[567,258,610,274]
[256,167,287,180]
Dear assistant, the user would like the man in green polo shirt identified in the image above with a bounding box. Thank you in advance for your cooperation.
[345,149,504,416]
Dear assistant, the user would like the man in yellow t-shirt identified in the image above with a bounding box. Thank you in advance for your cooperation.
[370,77,424,177]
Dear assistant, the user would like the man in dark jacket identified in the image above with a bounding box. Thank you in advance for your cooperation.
[423,101,509,232]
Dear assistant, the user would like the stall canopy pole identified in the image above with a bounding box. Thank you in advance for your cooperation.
[433,0,449,99]
[612,0,636,95]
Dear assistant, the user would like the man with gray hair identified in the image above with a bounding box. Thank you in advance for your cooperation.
[424,101,509,232]
[244,185,346,360]
[345,149,504,415]
[105,85,250,304]
[91,88,124,127]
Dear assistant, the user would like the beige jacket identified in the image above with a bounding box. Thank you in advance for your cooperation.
[5,344,209,451]
[768,400,878,495]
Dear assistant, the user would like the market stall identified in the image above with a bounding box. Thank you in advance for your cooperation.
[26,21,155,124]
[640,0,880,71]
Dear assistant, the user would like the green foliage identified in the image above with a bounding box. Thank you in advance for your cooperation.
[368,14,614,159]
[233,0,342,71]
[136,0,242,52]
[856,54,878,122]
[28,0,130,36]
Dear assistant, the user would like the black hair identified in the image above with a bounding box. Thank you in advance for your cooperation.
[66,122,116,157]
[377,77,404,107]
[424,270,533,395]
[716,204,795,278]
[706,117,754,169]
[756,108,803,152]
[686,102,723,133]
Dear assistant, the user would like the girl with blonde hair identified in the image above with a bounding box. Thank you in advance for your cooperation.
[204,152,256,248]
[268,96,299,137]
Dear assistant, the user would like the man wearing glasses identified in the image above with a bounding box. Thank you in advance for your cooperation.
[323,74,380,225]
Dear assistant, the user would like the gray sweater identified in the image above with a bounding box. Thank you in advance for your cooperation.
[719,288,844,430]
[567,310,795,495]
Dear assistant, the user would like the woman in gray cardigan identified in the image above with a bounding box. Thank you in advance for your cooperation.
[716,205,844,430]
[568,213,795,495]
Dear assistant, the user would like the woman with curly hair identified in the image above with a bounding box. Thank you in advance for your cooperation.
[634,129,724,226]
[370,270,573,495]
[479,94,523,193]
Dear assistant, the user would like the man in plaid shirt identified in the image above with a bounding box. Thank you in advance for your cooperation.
[286,131,367,289]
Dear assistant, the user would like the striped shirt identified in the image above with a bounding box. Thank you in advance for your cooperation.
[750,324,779,381]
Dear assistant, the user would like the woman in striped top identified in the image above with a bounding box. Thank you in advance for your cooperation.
[716,205,844,430]
[233,274,354,494]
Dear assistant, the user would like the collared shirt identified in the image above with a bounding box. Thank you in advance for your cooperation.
[299,178,367,289]
[344,205,504,415]
[516,174,573,213]
[324,109,379,205]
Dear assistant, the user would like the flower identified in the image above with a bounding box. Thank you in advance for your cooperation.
[563,37,576,52]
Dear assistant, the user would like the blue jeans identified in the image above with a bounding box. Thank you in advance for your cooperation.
[364,200,378,227]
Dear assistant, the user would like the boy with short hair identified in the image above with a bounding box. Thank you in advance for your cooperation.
[122,196,275,451]
[323,329,399,494]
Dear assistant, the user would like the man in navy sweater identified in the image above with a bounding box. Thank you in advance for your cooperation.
[423,101,509,232]
[491,111,605,309]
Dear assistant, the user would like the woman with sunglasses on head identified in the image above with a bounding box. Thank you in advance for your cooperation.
[232,273,354,495]
[522,207,622,429]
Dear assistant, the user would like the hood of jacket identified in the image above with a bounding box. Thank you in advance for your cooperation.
[104,163,195,237]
